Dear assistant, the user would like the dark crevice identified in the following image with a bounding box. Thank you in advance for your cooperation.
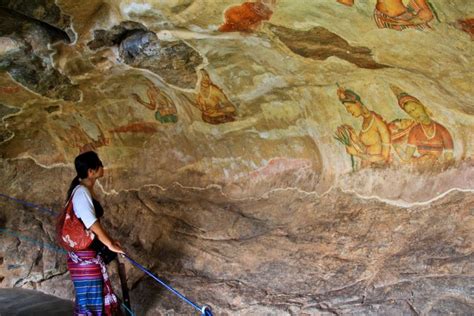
[0,7,70,43]
[0,0,74,42]
[0,7,80,101]
[87,21,203,88]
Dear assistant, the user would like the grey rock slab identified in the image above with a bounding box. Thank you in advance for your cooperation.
[0,288,73,315]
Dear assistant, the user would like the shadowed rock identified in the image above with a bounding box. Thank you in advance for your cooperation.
[270,24,388,69]
[0,103,19,118]
[88,22,203,89]
[0,0,75,42]
[87,21,148,50]
[0,8,81,101]
[0,103,18,143]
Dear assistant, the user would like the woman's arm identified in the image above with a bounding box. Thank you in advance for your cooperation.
[90,221,124,254]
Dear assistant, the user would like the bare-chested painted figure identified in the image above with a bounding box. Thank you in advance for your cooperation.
[335,86,391,169]
[337,0,435,30]
[132,80,178,124]
[195,70,237,124]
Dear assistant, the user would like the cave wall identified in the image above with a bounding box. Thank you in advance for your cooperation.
[0,0,473,315]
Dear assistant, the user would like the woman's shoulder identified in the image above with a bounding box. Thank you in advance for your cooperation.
[72,185,92,199]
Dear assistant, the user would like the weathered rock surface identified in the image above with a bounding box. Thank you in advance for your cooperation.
[0,7,80,101]
[0,0,473,315]
[88,21,204,89]
[0,0,75,42]
[269,24,388,69]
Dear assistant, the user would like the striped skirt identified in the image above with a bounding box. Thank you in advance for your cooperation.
[67,250,118,316]
[373,8,430,31]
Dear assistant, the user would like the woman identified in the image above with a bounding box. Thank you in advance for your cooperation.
[390,86,454,164]
[196,69,237,124]
[218,0,276,33]
[66,151,124,315]
[337,0,434,30]
[131,79,178,124]
[336,86,391,168]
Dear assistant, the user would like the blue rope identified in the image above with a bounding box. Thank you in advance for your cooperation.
[0,228,134,316]
[123,254,213,316]
[117,297,136,316]
[0,193,214,315]
[0,193,58,216]
[0,193,137,315]
[0,227,67,254]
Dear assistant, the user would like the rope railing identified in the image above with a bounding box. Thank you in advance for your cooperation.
[123,254,213,316]
[0,227,135,316]
[0,193,58,216]
[0,193,214,316]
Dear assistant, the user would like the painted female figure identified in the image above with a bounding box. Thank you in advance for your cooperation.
[219,0,276,32]
[336,87,391,168]
[132,80,177,124]
[195,70,237,124]
[337,0,435,30]
[390,85,454,164]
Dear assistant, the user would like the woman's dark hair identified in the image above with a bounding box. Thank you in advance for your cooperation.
[66,151,103,200]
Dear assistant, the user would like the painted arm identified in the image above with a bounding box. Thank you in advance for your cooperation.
[378,120,391,162]
[393,144,416,162]
[132,92,155,110]
[344,126,366,155]
[412,0,434,21]
[354,120,391,163]
[90,221,124,254]
[440,124,454,161]
[213,86,234,109]
[337,0,354,6]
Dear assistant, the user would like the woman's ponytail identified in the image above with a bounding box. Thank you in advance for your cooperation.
[66,175,80,201]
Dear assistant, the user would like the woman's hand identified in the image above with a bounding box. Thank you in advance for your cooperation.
[108,240,125,254]
[346,145,360,156]
[90,222,125,254]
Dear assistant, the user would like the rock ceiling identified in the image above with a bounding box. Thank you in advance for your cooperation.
[0,0,473,314]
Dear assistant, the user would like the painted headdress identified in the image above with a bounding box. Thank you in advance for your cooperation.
[337,87,363,104]
[390,85,422,110]
[397,93,423,110]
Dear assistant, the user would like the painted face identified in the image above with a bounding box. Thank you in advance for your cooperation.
[344,101,362,117]
[403,101,430,122]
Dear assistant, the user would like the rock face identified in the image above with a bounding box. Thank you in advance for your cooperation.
[0,7,80,101]
[269,24,388,69]
[88,21,204,89]
[0,0,75,41]
[0,0,473,315]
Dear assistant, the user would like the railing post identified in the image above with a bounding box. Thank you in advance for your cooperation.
[116,256,132,312]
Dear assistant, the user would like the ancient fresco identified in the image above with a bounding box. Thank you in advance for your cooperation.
[0,1,473,315]
[219,0,276,32]
[195,70,237,124]
[335,85,456,171]
[131,79,178,124]
[337,0,437,30]
[335,86,391,170]
[455,18,474,39]
[55,118,109,154]
[0,86,20,94]
[389,85,454,165]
